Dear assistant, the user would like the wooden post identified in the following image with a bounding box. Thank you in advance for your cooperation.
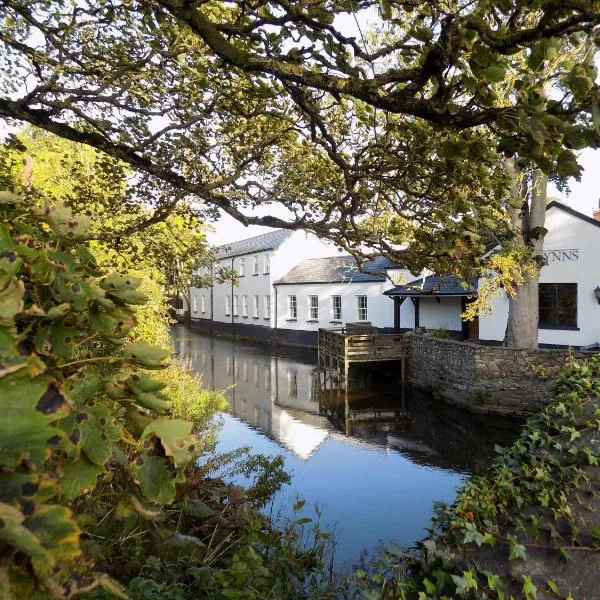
[411,297,420,329]
[401,335,406,383]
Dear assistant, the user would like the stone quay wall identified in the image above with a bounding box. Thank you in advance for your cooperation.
[406,335,591,417]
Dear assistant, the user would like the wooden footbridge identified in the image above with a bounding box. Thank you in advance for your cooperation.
[318,325,407,378]
[316,326,408,434]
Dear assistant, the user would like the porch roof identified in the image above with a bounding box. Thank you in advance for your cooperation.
[384,275,478,297]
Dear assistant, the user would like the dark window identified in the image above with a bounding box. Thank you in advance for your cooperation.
[539,283,577,328]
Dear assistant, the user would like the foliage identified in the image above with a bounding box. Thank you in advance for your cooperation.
[0,190,331,599]
[352,351,600,598]
[429,328,452,340]
[0,191,209,597]
[0,2,598,278]
[0,128,213,309]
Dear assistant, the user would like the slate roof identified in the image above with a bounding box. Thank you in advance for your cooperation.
[274,256,403,285]
[215,229,294,259]
[384,275,477,297]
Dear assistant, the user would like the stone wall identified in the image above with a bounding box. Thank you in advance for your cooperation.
[406,334,591,417]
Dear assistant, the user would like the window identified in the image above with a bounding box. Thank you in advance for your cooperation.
[331,295,342,321]
[192,296,197,313]
[233,295,239,316]
[539,283,577,328]
[253,295,259,318]
[239,257,245,277]
[264,295,270,319]
[308,295,319,320]
[357,296,368,321]
[225,295,231,316]
[253,255,259,275]
[263,254,270,274]
[201,295,206,314]
[242,295,248,317]
[288,370,298,398]
[288,295,297,319]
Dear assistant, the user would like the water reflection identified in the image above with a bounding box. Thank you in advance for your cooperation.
[172,325,521,566]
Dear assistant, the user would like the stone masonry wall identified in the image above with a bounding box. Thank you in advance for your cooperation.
[406,334,591,417]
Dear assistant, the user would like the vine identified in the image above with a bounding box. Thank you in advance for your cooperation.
[354,351,600,599]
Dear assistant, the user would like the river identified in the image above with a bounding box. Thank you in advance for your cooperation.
[172,325,521,569]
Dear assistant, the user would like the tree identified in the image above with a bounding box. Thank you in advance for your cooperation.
[0,127,214,313]
[0,1,599,346]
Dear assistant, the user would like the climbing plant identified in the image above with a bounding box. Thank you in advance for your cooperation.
[353,351,600,598]
[0,191,202,598]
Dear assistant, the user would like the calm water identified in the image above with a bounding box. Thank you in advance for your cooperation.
[172,325,520,568]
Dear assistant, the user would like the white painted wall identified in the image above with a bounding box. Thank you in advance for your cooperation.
[274,280,395,331]
[479,206,600,346]
[190,230,337,327]
[419,297,464,331]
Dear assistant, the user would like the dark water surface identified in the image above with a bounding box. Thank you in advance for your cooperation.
[172,325,521,568]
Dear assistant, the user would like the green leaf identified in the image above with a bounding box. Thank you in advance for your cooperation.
[0,191,21,205]
[25,504,81,573]
[44,200,91,240]
[0,251,22,277]
[0,277,24,326]
[122,341,170,368]
[142,417,198,468]
[556,150,581,179]
[130,455,176,505]
[507,534,527,561]
[60,456,103,499]
[0,472,57,504]
[522,575,537,599]
[0,371,70,468]
[547,579,559,594]
[155,533,205,561]
[100,273,147,305]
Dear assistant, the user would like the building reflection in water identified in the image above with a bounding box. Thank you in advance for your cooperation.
[173,328,520,473]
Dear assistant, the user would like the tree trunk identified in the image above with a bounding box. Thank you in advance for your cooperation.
[504,162,548,348]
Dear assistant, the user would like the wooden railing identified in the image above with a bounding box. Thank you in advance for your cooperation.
[319,328,406,363]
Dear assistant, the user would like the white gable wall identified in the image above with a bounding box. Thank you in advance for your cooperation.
[479,206,600,346]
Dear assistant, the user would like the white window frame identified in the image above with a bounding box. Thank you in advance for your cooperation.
[263,254,270,274]
[225,295,231,316]
[357,295,368,321]
[331,295,342,321]
[253,295,259,318]
[192,295,197,313]
[233,295,239,317]
[253,255,259,275]
[239,257,245,277]
[308,295,319,320]
[264,295,270,319]
[201,295,206,314]
[288,295,297,319]
[242,295,248,317]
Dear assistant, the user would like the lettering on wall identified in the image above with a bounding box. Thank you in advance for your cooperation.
[542,249,579,265]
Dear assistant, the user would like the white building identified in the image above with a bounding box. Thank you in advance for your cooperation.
[189,201,600,349]
[273,256,408,334]
[386,201,600,348]
[189,229,337,345]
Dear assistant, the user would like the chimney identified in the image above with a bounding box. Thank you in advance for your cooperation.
[594,200,600,222]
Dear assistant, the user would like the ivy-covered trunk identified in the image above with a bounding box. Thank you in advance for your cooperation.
[504,163,548,348]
